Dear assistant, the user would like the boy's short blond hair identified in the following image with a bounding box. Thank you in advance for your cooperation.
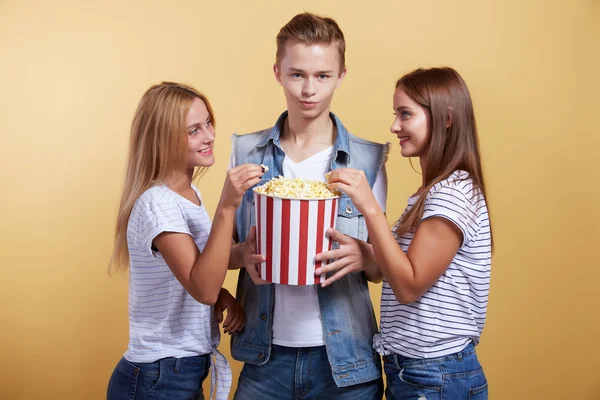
[276,12,346,73]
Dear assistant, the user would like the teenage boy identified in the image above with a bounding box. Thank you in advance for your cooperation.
[230,13,388,399]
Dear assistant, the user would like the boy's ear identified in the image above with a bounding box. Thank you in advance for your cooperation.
[273,64,283,85]
[336,68,347,89]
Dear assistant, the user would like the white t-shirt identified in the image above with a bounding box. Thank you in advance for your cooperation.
[273,146,387,347]
[125,185,231,399]
[374,170,491,359]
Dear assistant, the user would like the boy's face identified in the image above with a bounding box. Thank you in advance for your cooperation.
[274,40,346,120]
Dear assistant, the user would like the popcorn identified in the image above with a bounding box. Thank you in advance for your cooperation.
[254,176,340,199]
[260,164,269,173]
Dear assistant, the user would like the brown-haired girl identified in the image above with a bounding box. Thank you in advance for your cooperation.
[325,67,492,399]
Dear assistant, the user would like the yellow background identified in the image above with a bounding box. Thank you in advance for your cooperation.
[1,0,598,399]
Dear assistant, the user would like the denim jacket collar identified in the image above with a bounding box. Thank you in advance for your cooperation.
[255,111,351,164]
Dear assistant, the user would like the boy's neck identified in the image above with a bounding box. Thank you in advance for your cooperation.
[282,109,336,148]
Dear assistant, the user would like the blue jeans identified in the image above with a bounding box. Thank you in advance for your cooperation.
[383,343,488,400]
[107,355,210,400]
[234,344,383,400]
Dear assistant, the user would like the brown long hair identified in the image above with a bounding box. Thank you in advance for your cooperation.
[395,67,493,247]
[109,82,216,273]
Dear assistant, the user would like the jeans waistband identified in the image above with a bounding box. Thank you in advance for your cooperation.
[383,342,476,368]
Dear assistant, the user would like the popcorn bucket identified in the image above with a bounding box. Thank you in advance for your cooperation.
[253,191,339,285]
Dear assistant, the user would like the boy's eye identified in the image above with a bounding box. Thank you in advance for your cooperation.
[292,73,303,78]
[318,74,329,79]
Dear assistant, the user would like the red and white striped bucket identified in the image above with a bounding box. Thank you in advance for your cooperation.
[253,191,339,285]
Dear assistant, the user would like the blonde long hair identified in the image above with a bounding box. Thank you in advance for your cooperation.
[109,82,216,273]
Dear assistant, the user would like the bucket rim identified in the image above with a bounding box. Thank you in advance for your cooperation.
[253,188,340,201]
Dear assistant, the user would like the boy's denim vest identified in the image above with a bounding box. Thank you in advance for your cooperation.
[230,111,389,387]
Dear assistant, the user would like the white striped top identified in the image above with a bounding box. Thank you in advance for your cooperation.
[374,170,491,359]
[124,184,231,399]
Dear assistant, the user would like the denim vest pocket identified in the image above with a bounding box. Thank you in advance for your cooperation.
[338,196,363,219]
[335,196,363,240]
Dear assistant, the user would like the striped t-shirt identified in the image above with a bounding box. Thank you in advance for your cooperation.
[124,185,232,399]
[125,184,217,362]
[374,170,491,359]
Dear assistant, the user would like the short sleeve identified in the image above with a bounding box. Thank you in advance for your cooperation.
[129,196,192,257]
[421,183,477,245]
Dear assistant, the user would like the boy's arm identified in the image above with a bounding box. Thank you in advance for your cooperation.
[359,239,383,283]
[229,241,244,270]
